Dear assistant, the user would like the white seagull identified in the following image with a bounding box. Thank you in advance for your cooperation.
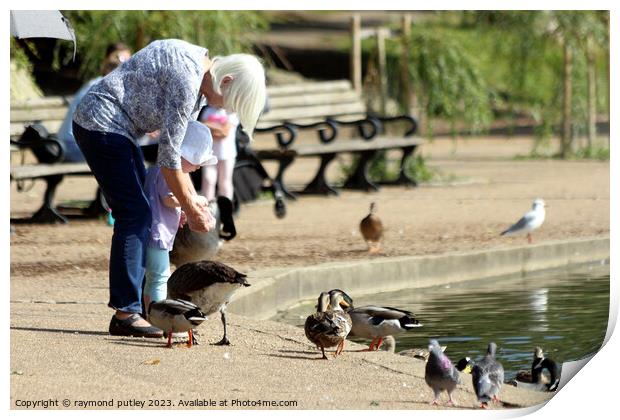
[500,199,546,244]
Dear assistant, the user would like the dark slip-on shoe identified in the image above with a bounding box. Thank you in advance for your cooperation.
[109,313,163,338]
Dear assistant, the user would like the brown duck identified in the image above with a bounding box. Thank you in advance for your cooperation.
[304,291,352,359]
[360,202,383,253]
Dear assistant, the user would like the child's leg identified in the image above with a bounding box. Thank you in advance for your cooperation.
[144,246,171,307]
[201,164,218,201]
[216,158,236,200]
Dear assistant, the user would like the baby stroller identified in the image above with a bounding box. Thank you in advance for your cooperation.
[231,125,286,218]
[185,124,286,219]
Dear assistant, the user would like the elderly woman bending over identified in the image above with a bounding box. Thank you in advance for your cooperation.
[72,39,266,337]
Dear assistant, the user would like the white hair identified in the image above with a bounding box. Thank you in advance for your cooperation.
[210,54,266,140]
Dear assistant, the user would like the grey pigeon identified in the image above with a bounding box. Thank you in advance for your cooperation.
[425,339,461,406]
[472,342,505,408]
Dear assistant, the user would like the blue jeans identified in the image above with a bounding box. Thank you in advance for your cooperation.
[144,246,170,303]
[73,122,151,313]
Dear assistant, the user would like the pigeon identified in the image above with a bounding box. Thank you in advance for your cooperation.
[147,299,207,348]
[500,198,546,244]
[472,342,504,408]
[425,339,461,406]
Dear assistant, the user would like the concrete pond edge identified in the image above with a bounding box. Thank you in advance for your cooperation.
[228,236,610,320]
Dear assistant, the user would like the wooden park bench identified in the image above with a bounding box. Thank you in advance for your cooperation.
[10,158,107,224]
[255,79,422,198]
[10,98,107,223]
[10,96,69,139]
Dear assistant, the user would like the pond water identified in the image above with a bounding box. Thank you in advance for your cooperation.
[274,262,610,380]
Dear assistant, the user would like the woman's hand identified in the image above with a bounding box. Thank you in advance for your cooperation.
[186,195,215,232]
[160,167,214,232]
[179,210,187,228]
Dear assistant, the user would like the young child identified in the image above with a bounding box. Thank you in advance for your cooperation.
[143,121,217,309]
[198,106,239,201]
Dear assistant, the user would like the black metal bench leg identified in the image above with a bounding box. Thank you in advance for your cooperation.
[84,187,110,217]
[275,155,297,200]
[343,150,380,192]
[396,145,419,186]
[30,175,68,224]
[301,153,339,196]
[377,145,419,187]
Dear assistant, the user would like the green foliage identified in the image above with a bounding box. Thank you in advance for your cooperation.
[60,11,269,79]
[404,27,494,135]
[340,151,438,184]
[461,11,609,150]
[403,154,437,183]
[359,11,609,151]
[373,25,493,135]
[10,38,35,72]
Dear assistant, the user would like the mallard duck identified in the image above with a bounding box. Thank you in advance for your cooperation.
[455,357,474,374]
[304,291,352,359]
[170,197,236,266]
[531,346,560,391]
[147,299,207,348]
[500,198,546,244]
[472,342,504,408]
[167,260,249,345]
[514,347,552,385]
[360,202,383,253]
[425,339,461,406]
[348,305,422,351]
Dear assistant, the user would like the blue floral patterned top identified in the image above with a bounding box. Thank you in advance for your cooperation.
[73,39,208,169]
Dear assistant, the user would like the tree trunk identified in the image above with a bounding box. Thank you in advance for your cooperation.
[375,28,388,116]
[606,14,610,149]
[400,14,412,114]
[350,14,362,96]
[586,37,597,151]
[561,39,573,158]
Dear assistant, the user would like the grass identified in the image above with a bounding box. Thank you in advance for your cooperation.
[338,152,462,185]
[514,146,610,161]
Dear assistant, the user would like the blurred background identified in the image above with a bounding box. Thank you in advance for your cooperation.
[11,10,610,158]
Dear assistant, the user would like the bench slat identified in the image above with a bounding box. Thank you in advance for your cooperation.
[259,102,367,124]
[268,91,363,109]
[10,163,91,180]
[266,80,353,97]
[11,107,68,122]
[11,96,70,109]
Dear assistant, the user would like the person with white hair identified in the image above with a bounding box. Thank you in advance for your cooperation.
[72,39,266,337]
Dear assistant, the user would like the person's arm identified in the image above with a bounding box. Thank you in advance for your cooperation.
[160,167,213,232]
[203,120,230,140]
[162,194,180,208]
[157,65,214,232]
